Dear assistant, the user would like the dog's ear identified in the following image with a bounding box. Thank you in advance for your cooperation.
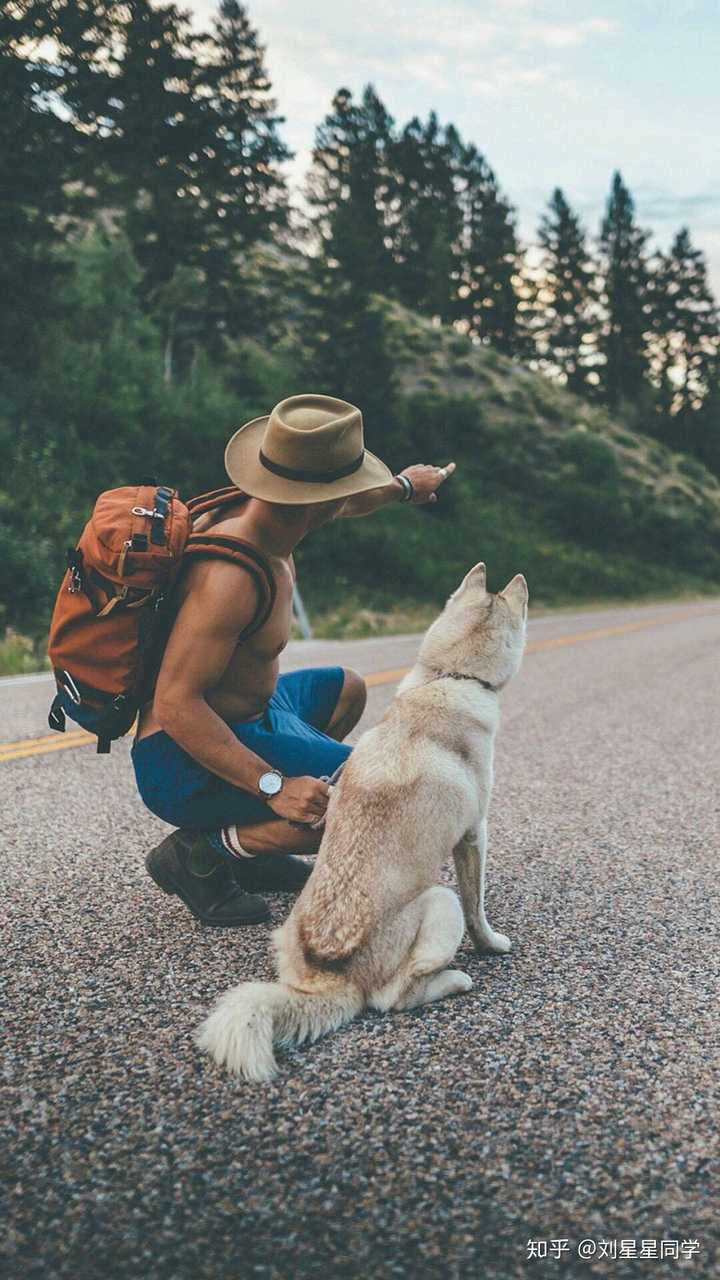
[499,573,528,613]
[452,561,487,599]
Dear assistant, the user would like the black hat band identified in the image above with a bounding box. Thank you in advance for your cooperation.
[259,449,365,484]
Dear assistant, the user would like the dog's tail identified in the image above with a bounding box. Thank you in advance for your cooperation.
[195,980,362,1082]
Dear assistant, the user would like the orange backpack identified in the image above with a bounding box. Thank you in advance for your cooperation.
[47,482,275,753]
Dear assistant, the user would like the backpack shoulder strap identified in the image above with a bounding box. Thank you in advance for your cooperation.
[186,486,247,520]
[182,534,276,639]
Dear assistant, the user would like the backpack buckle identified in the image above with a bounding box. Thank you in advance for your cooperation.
[66,548,85,594]
[61,670,82,705]
[131,506,165,519]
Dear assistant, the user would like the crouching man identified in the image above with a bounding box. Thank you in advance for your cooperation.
[134,394,454,927]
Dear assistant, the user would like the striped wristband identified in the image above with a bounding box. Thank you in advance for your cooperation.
[395,474,414,502]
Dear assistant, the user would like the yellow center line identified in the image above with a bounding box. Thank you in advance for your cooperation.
[2,605,718,763]
[3,727,93,751]
[525,610,716,653]
[364,666,411,688]
[0,734,97,762]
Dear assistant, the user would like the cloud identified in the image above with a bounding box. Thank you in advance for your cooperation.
[529,16,620,47]
[183,2,718,292]
[536,25,589,47]
[187,1,618,75]
[585,16,620,34]
[631,187,720,228]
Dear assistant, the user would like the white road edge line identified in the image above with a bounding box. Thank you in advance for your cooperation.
[0,671,54,688]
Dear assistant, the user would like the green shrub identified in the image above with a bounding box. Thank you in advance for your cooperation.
[449,335,470,356]
[488,386,508,406]
[676,456,710,484]
[557,431,620,485]
[0,630,49,676]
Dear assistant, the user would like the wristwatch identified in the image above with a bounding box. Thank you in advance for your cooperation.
[258,769,284,798]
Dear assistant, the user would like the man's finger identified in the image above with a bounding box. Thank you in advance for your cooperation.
[437,461,456,480]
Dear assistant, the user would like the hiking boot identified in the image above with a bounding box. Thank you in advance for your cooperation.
[145,829,270,927]
[230,854,313,894]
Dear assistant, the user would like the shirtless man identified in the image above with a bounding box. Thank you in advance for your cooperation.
[133,394,454,927]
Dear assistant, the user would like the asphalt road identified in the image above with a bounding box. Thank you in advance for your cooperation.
[3,599,720,1279]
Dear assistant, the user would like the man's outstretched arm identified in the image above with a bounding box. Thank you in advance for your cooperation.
[339,462,456,518]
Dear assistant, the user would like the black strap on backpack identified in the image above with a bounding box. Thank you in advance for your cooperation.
[137,524,277,708]
[182,535,276,638]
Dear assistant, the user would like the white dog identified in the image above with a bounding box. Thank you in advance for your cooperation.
[197,563,528,1081]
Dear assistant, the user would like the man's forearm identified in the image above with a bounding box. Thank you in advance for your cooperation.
[157,695,272,794]
[340,478,404,518]
[340,462,456,517]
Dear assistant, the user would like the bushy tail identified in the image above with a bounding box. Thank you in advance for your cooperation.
[195,981,362,1082]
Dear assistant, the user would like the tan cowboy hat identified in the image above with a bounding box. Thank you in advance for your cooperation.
[224,394,393,504]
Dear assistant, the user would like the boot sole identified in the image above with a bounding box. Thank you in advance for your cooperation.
[145,848,271,927]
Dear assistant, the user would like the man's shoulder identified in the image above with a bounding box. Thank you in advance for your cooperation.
[178,553,262,630]
[193,504,253,541]
[184,549,263,593]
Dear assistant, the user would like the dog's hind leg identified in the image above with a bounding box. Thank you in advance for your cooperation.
[453,821,511,954]
[370,886,472,1013]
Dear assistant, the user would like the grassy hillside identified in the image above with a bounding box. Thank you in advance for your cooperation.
[2,241,719,674]
[390,297,720,522]
[294,298,720,627]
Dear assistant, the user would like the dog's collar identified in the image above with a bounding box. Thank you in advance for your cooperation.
[426,667,502,693]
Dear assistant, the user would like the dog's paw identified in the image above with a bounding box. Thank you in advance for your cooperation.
[446,970,473,996]
[475,930,512,955]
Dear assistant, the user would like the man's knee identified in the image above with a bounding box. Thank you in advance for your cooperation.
[332,668,366,728]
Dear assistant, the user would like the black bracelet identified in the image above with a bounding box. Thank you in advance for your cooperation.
[395,474,414,502]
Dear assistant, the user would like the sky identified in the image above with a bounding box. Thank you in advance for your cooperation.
[188,0,720,289]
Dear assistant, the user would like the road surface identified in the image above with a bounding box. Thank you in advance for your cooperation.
[3,599,719,1279]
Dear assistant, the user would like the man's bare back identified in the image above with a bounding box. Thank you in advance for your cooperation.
[138,500,296,739]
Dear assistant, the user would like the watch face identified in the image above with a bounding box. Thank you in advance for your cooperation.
[259,771,282,797]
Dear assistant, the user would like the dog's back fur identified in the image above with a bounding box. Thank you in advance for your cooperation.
[197,564,528,1080]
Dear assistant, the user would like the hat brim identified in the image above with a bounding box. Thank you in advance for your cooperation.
[225,416,394,504]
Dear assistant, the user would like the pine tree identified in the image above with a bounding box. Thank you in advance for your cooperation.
[40,0,118,185]
[301,86,398,441]
[650,227,718,426]
[692,355,720,475]
[597,171,652,406]
[455,144,521,353]
[192,0,290,341]
[97,0,207,293]
[306,85,395,296]
[298,261,397,439]
[0,1,71,370]
[391,113,461,322]
[531,188,597,392]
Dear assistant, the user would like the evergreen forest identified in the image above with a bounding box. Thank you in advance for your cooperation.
[2,0,720,669]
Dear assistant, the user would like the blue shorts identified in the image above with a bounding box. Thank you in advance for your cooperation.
[132,666,351,829]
